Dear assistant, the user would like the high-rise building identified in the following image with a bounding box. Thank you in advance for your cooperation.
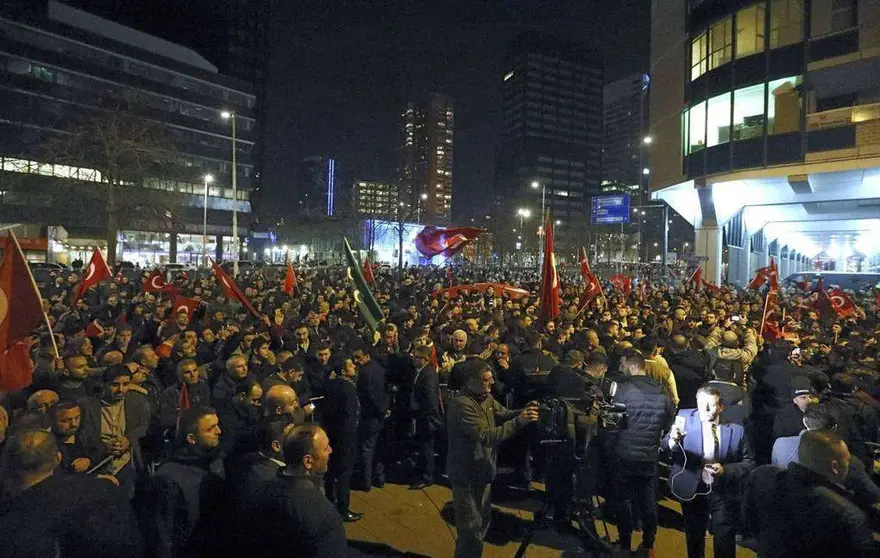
[495,32,603,252]
[296,156,337,218]
[602,73,650,197]
[650,0,880,284]
[354,180,397,220]
[398,93,454,223]
[0,1,255,265]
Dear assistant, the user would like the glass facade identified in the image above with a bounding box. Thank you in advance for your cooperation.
[682,76,802,151]
[770,0,803,48]
[736,4,766,59]
[708,18,733,71]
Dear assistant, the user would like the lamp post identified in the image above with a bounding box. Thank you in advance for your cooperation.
[517,208,531,267]
[418,192,428,223]
[203,174,213,267]
[531,181,545,265]
[221,110,238,277]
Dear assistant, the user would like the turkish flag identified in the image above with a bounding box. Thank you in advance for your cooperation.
[77,248,112,299]
[828,288,857,318]
[0,232,45,351]
[768,257,780,292]
[282,263,297,296]
[748,265,771,290]
[578,246,592,280]
[362,255,375,285]
[84,320,104,338]
[142,270,176,294]
[173,295,200,318]
[414,226,485,258]
[211,260,259,317]
[610,274,632,296]
[0,341,35,391]
[689,266,703,291]
[538,214,559,323]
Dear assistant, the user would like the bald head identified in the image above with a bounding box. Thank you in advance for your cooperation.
[671,334,688,350]
[721,331,739,349]
[798,430,850,485]
[26,390,59,414]
[2,429,59,482]
[264,384,298,418]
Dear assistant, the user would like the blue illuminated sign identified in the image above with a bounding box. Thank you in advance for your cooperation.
[591,194,631,225]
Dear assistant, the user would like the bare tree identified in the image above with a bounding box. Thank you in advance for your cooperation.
[41,98,183,264]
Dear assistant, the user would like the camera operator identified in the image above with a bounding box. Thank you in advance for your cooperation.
[608,349,675,557]
[544,350,608,524]
[446,359,539,558]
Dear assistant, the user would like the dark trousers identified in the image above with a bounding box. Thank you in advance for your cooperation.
[413,424,436,483]
[612,464,659,551]
[355,417,384,485]
[681,492,738,558]
[325,430,356,513]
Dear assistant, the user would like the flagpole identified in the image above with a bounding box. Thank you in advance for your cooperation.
[759,290,771,338]
[11,232,60,360]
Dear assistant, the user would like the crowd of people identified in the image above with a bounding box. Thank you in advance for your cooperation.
[0,261,878,557]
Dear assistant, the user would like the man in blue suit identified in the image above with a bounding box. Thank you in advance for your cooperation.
[665,385,755,558]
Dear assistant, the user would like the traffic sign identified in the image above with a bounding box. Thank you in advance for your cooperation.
[591,194,631,225]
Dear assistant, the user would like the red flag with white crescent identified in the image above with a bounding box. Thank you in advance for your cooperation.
[211,260,259,317]
[0,232,44,361]
[414,226,485,258]
[768,257,780,293]
[578,246,591,280]
[688,266,703,292]
[142,270,177,294]
[538,214,559,323]
[828,288,857,318]
[77,248,112,300]
[173,295,200,318]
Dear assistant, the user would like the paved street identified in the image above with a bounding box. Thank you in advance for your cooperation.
[344,482,757,557]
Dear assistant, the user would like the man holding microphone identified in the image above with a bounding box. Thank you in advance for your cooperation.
[447,358,540,558]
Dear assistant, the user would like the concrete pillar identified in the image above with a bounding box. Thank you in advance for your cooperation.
[169,233,178,264]
[215,235,224,262]
[780,247,790,279]
[695,226,723,285]
[731,230,753,288]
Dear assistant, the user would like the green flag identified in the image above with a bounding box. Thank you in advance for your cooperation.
[343,237,383,331]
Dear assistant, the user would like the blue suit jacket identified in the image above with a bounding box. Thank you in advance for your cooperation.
[665,409,755,500]
[771,433,802,469]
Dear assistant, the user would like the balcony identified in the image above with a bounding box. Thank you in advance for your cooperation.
[806,102,880,159]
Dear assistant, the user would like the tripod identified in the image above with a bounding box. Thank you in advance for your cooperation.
[514,439,614,558]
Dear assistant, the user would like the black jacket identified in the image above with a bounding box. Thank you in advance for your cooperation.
[244,472,349,558]
[356,360,389,420]
[546,365,588,399]
[611,375,675,464]
[772,402,806,441]
[144,447,226,558]
[412,364,443,431]
[743,463,875,558]
[509,348,558,404]
[0,473,143,558]
[320,377,359,437]
[666,349,709,409]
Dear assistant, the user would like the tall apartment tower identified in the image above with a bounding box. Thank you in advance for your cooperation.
[602,73,650,198]
[398,93,454,223]
[495,32,603,250]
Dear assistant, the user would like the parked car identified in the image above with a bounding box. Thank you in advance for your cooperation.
[783,272,880,291]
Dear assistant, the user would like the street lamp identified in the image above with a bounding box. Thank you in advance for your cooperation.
[531,181,546,265]
[643,136,653,145]
[418,192,428,223]
[203,174,213,267]
[516,208,531,266]
[221,110,238,277]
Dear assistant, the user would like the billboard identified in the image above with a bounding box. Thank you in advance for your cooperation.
[591,194,631,225]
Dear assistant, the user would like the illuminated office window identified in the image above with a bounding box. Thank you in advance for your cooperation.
[736,4,766,59]
[770,0,803,48]
[709,18,733,70]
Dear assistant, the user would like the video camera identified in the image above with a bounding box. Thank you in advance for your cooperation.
[536,395,627,444]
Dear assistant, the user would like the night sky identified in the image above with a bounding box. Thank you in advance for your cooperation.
[66,0,649,221]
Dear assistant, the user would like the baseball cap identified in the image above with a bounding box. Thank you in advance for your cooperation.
[791,375,817,398]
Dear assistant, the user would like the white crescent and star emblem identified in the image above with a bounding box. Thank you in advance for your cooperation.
[445,234,468,250]
[84,262,96,282]
[831,295,845,307]
[346,267,354,281]
[550,254,558,289]
[177,304,190,314]
[0,286,8,326]
[353,290,363,304]
[151,276,163,289]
